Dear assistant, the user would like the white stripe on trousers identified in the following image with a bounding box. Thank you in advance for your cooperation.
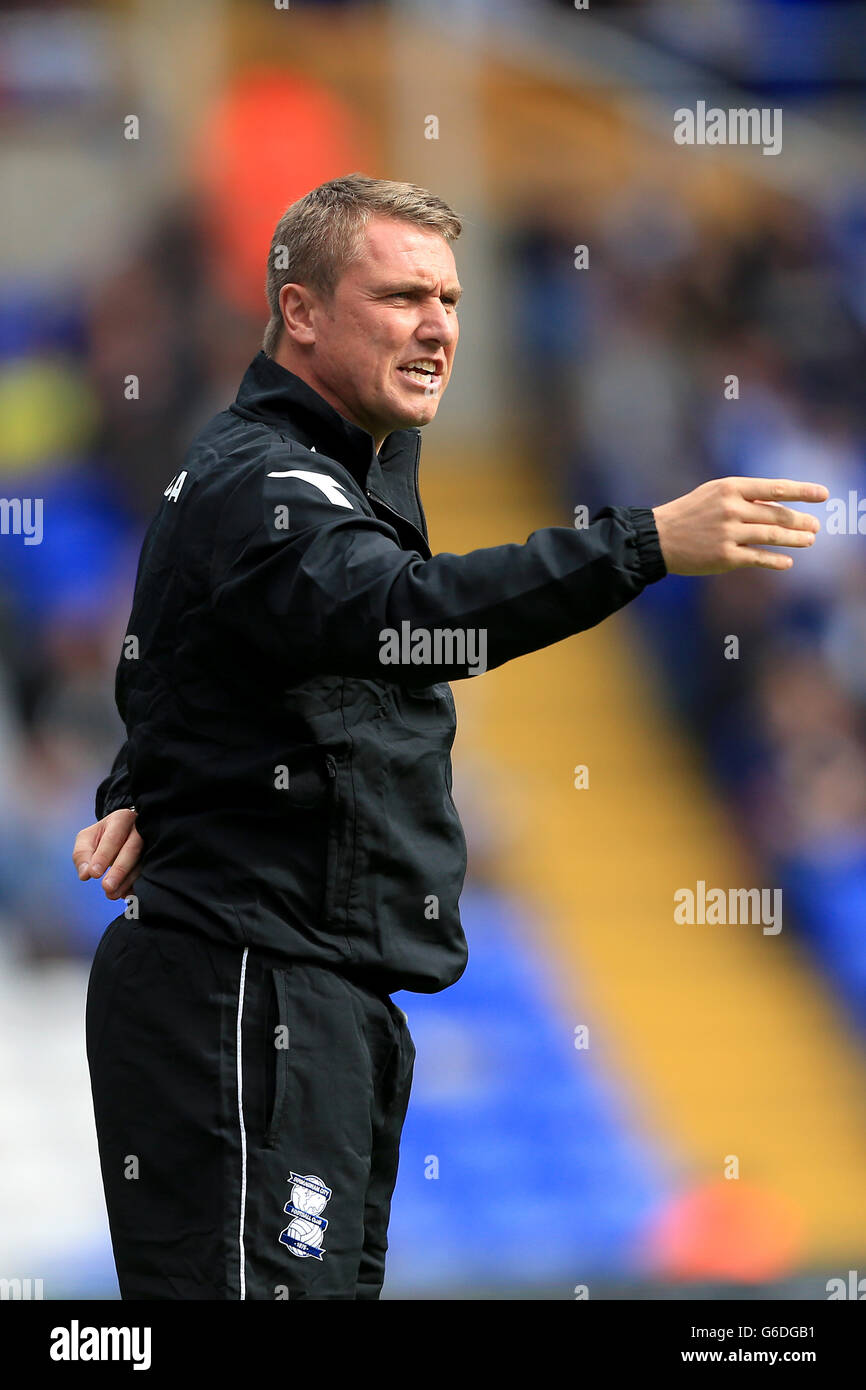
[236,947,249,1299]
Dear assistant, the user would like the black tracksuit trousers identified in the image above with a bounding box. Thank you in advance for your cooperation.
[85,914,416,1300]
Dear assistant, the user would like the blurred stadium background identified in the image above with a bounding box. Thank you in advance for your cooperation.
[1,0,865,1299]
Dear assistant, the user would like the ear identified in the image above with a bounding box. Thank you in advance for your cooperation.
[279,283,316,345]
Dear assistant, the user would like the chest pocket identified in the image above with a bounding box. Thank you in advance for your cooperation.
[397,681,457,738]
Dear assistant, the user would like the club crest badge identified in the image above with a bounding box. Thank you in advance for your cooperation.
[278,1172,332,1260]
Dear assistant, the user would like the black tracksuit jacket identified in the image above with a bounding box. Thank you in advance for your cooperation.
[95,350,667,993]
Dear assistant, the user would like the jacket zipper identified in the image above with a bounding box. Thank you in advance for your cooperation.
[323,754,341,920]
[365,487,430,553]
[410,431,428,542]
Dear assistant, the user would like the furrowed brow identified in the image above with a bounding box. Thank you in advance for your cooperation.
[382,281,462,302]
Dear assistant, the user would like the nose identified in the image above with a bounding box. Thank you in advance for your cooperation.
[416,298,457,349]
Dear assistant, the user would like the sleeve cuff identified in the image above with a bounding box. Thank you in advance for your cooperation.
[625,506,668,584]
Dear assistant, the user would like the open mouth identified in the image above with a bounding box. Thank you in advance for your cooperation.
[397,360,442,387]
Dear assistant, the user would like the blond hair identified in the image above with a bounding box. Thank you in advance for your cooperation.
[263,173,462,355]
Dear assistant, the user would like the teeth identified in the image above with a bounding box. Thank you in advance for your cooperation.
[402,360,438,374]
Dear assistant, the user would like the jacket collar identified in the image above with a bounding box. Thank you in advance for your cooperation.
[231,351,422,507]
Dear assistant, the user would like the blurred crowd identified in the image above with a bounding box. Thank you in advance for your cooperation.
[0,196,266,960]
[510,181,866,1033]
[549,0,866,96]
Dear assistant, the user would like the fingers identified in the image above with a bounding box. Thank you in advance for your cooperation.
[738,501,821,534]
[72,808,138,881]
[732,478,829,505]
[731,523,817,550]
[72,824,101,879]
[86,814,135,879]
[653,476,828,576]
[103,868,140,901]
[726,545,794,571]
[725,484,824,568]
[101,829,144,898]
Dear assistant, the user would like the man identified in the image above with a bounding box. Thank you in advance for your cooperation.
[74,173,826,1300]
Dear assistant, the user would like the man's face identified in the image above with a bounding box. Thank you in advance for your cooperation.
[282,215,461,449]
